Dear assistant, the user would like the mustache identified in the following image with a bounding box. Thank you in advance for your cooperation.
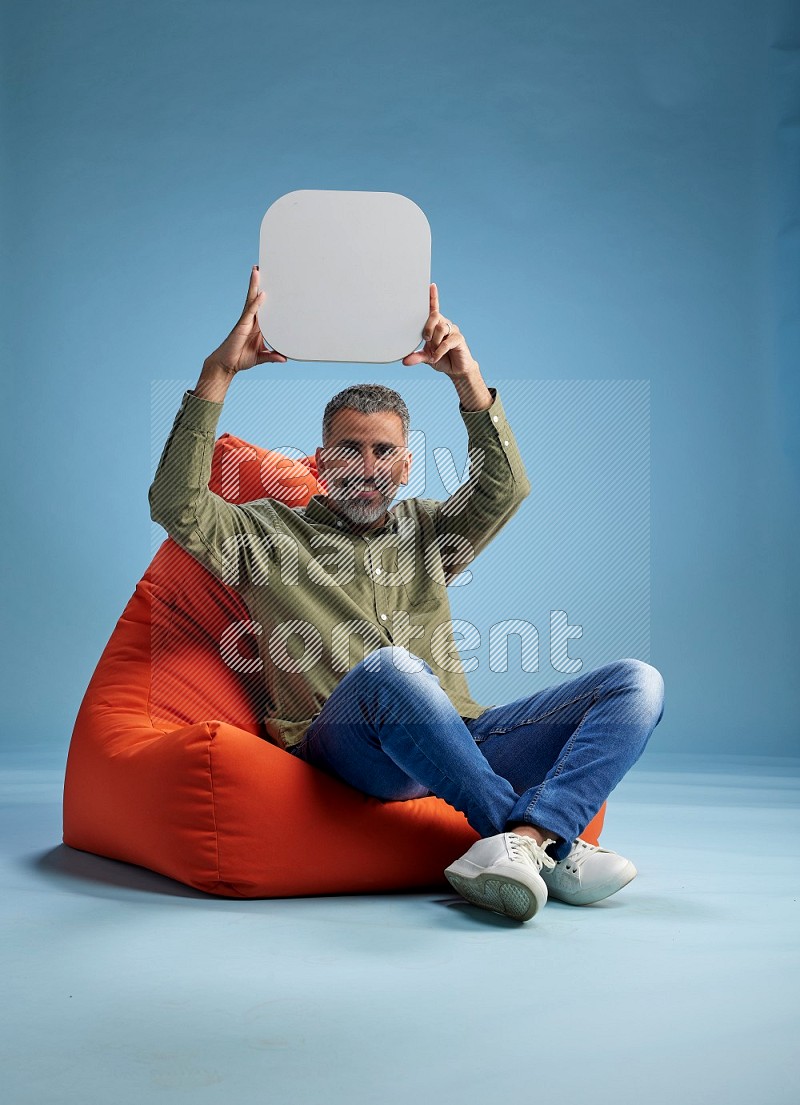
[338,479,386,492]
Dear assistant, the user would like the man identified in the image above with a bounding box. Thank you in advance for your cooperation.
[149,266,665,923]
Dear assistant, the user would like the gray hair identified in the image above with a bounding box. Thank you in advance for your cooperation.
[322,383,410,446]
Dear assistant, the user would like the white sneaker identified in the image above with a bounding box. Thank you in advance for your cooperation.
[539,838,637,905]
[444,832,557,922]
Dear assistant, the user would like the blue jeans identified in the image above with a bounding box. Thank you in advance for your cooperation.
[287,646,665,862]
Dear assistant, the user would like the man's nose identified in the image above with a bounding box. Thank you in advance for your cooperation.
[344,450,376,481]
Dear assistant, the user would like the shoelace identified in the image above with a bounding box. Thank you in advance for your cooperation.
[561,838,599,873]
[507,833,557,872]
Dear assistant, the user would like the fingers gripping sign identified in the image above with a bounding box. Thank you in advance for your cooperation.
[206,266,288,376]
[402,283,478,378]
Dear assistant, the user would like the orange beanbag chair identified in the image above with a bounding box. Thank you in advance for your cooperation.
[62,428,606,898]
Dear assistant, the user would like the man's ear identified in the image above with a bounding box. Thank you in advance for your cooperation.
[399,451,412,486]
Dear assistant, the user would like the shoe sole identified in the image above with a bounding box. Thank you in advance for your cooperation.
[545,861,638,906]
[444,868,547,922]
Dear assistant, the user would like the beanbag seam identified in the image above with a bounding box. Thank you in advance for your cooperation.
[204,721,223,886]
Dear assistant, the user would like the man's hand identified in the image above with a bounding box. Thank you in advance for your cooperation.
[204,266,288,376]
[402,283,478,378]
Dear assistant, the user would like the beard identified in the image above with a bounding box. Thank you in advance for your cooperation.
[325,478,394,526]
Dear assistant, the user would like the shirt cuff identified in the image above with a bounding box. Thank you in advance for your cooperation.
[458,386,505,440]
[458,385,530,490]
[176,388,225,432]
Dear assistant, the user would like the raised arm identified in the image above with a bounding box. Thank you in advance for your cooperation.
[402,284,531,583]
[148,266,289,584]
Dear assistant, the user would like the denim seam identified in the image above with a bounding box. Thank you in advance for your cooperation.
[478,686,601,739]
[294,693,487,815]
[523,686,600,822]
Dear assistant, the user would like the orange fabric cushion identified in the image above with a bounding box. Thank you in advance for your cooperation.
[63,429,605,897]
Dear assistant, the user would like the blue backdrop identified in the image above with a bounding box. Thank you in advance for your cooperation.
[2,0,797,756]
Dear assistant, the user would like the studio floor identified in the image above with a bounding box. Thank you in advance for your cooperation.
[1,746,798,1105]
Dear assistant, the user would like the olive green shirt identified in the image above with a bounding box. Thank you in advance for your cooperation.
[149,383,532,750]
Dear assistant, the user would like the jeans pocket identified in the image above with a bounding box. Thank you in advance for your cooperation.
[470,706,499,744]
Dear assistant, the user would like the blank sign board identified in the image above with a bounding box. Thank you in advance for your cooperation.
[258,190,432,363]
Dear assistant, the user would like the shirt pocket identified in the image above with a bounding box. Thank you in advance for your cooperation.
[399,575,446,614]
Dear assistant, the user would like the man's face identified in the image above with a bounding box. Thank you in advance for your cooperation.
[315,408,412,529]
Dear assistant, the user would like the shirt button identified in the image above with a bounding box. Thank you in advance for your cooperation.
[492,415,498,422]
[375,567,382,575]
[504,439,509,446]
[336,521,343,527]
[380,613,387,621]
